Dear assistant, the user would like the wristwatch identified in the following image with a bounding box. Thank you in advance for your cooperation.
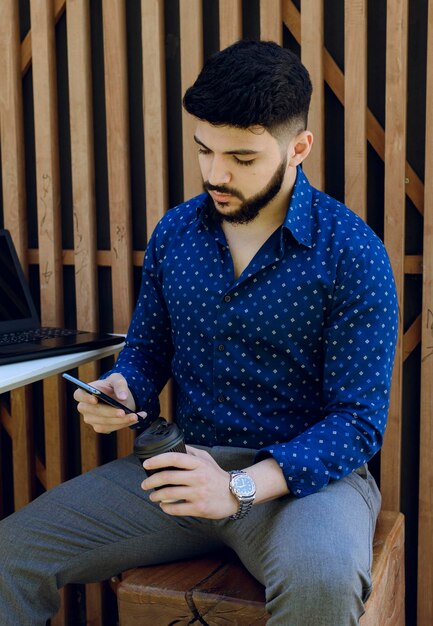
[228,470,256,520]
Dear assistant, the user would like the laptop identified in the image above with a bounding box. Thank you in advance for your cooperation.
[0,229,125,365]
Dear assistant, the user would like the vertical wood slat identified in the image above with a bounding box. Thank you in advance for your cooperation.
[260,0,282,44]
[180,0,204,200]
[102,0,134,334]
[66,0,101,470]
[142,0,168,235]
[141,0,173,420]
[30,4,67,621]
[30,0,66,488]
[0,1,35,519]
[67,5,105,619]
[30,0,63,327]
[66,0,99,333]
[219,0,242,49]
[381,0,408,512]
[11,387,34,510]
[102,0,135,457]
[344,0,367,221]
[418,2,433,623]
[0,0,28,264]
[300,0,325,190]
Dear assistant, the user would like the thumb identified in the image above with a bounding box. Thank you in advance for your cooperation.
[108,374,129,401]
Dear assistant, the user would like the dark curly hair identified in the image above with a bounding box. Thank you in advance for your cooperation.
[183,40,312,138]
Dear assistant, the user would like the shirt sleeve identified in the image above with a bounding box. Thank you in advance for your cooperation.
[256,235,399,497]
[100,224,173,420]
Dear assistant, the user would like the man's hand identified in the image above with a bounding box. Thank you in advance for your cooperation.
[74,373,145,433]
[141,446,239,519]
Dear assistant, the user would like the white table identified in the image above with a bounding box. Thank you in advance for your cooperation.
[0,343,124,394]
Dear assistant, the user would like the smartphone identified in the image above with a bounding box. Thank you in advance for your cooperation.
[62,372,143,428]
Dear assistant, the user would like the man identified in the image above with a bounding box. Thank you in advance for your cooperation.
[0,41,398,625]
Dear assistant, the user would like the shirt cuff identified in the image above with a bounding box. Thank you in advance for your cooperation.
[255,443,330,498]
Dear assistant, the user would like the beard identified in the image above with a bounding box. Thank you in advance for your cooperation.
[203,156,288,225]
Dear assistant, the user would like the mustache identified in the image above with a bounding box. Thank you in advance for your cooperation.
[203,181,244,201]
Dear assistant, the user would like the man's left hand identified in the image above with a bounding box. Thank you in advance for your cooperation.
[140,446,238,519]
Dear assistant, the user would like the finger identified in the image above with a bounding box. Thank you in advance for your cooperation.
[82,412,138,427]
[141,469,191,491]
[73,387,98,404]
[103,373,129,401]
[142,452,197,472]
[158,500,202,517]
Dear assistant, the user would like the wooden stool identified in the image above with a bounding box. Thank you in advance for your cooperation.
[117,510,405,625]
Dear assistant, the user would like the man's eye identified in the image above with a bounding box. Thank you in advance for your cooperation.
[198,148,211,155]
[235,157,255,166]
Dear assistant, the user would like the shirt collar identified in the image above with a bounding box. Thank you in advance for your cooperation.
[281,166,313,249]
[195,166,313,249]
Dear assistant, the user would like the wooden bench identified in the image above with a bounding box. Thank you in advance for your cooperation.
[117,509,405,625]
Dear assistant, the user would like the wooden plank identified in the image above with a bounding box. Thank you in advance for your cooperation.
[101,0,134,458]
[141,0,172,420]
[180,0,204,200]
[21,0,66,75]
[141,0,169,236]
[66,0,99,333]
[344,0,367,220]
[30,0,63,326]
[380,0,408,512]
[30,4,67,622]
[0,0,28,264]
[259,0,282,44]
[102,0,134,333]
[282,0,424,217]
[403,315,422,361]
[300,0,324,190]
[11,386,34,511]
[219,0,242,49]
[418,3,433,623]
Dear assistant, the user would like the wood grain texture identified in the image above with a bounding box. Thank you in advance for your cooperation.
[300,0,324,190]
[0,0,28,265]
[381,0,408,512]
[417,2,433,624]
[344,0,367,220]
[260,0,282,44]
[219,0,242,49]
[66,0,99,332]
[180,0,204,200]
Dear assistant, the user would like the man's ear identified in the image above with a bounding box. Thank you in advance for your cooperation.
[287,130,313,167]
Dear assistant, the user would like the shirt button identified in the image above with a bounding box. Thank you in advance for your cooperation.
[217,395,225,403]
[218,344,225,351]
[224,295,231,303]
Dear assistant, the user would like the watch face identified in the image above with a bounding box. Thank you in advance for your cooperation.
[233,474,255,497]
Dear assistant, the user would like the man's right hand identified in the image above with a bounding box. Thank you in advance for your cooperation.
[74,373,144,433]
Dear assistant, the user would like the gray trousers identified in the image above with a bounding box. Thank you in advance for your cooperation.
[0,446,380,625]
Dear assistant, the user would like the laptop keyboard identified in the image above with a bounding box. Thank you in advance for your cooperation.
[0,327,85,346]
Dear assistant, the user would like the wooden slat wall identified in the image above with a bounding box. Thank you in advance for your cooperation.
[418,2,433,624]
[66,2,104,622]
[219,0,242,48]
[344,0,367,221]
[102,0,135,459]
[300,0,324,190]
[0,1,431,623]
[180,0,204,200]
[381,0,408,512]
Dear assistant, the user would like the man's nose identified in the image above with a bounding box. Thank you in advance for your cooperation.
[208,157,231,186]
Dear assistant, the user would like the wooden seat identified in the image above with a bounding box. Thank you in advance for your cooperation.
[117,510,405,625]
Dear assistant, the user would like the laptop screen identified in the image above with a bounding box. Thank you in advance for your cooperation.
[0,230,39,333]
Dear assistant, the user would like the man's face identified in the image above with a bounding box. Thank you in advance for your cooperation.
[195,121,290,225]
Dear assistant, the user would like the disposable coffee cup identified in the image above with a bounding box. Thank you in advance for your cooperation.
[134,417,186,502]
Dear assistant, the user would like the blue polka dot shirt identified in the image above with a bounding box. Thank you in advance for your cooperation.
[105,167,398,497]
